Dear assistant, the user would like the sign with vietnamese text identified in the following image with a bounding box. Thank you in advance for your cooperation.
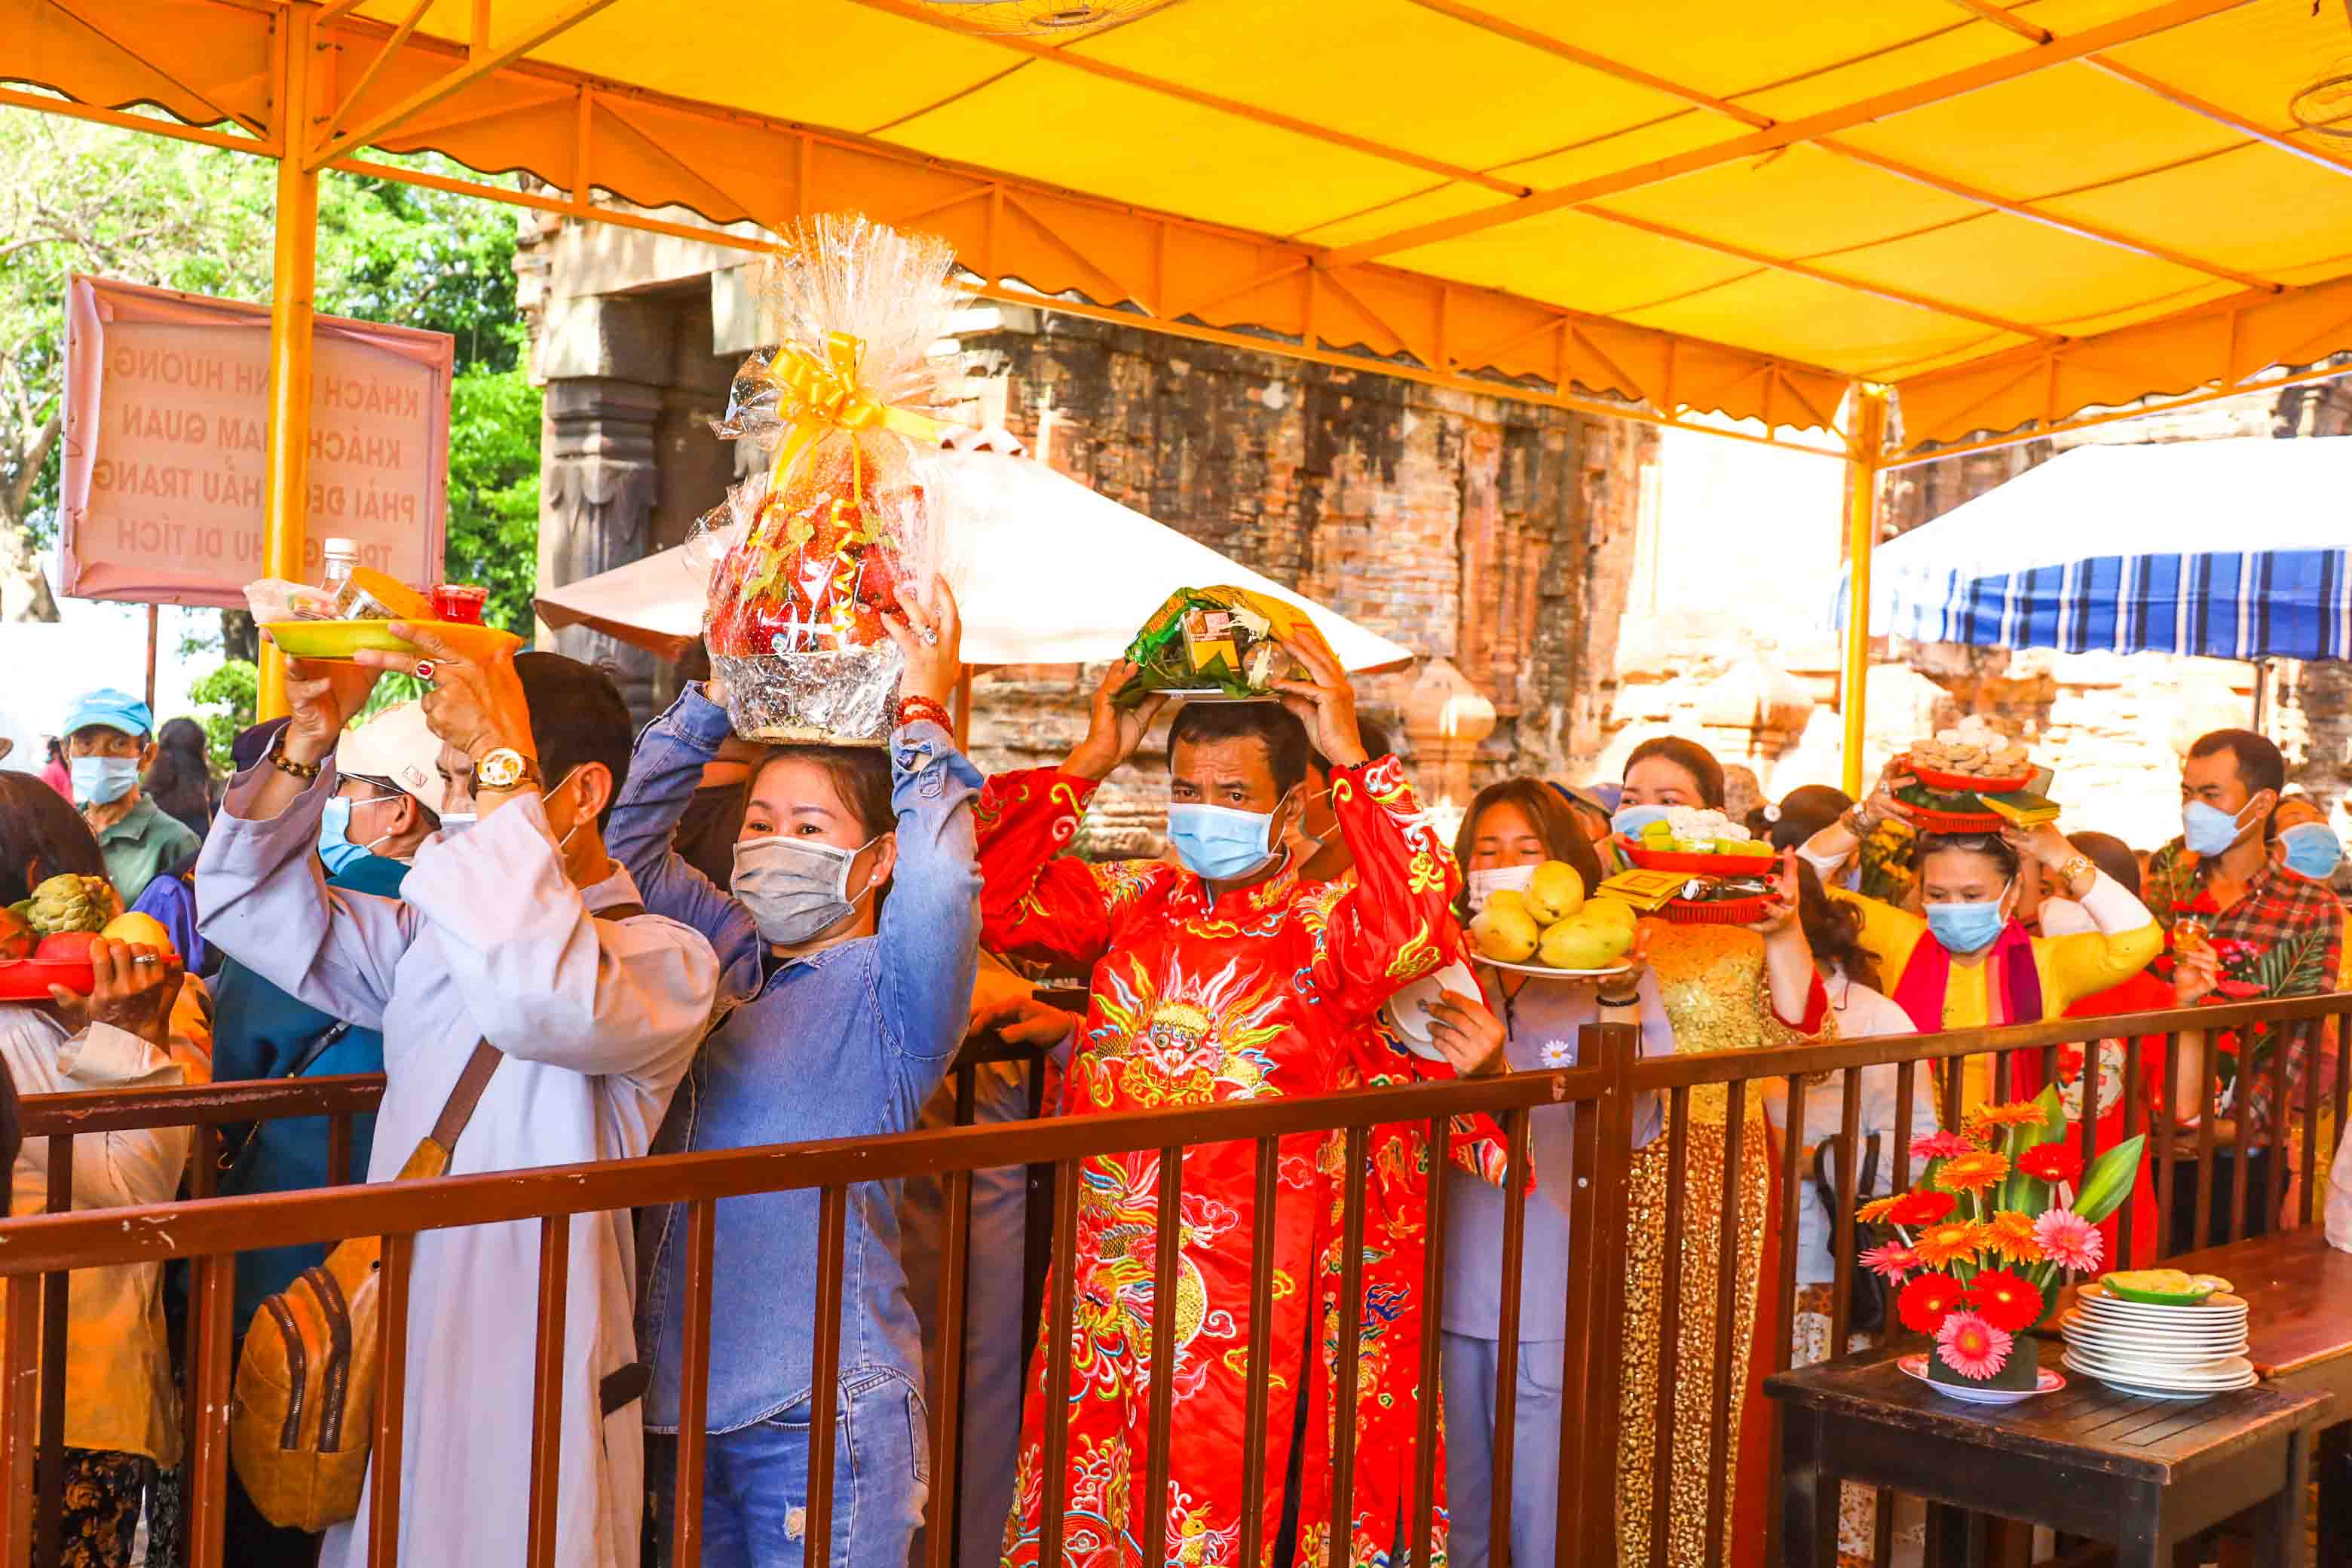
[59,274,454,608]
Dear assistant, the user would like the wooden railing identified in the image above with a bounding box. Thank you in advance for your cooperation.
[0,992,2344,1568]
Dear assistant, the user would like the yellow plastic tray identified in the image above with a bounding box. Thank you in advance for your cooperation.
[262,619,521,663]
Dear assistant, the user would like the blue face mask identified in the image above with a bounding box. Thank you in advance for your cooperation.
[69,755,139,808]
[2182,798,2256,857]
[436,813,476,839]
[2280,822,2342,881]
[1611,804,1672,838]
[318,794,397,875]
[1925,890,2011,956]
[1167,799,1286,882]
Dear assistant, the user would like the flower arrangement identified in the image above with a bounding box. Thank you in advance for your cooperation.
[1857,1086,2143,1391]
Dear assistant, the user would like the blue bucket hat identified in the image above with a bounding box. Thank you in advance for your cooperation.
[63,688,155,742]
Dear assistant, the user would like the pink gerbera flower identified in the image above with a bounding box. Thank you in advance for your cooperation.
[1859,1241,1920,1283]
[2034,1208,2104,1273]
[1935,1311,2014,1381]
[1910,1130,1979,1162]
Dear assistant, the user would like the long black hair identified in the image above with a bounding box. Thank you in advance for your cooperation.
[0,773,109,905]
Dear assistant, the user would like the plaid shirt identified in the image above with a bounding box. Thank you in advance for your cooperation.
[2145,838,2344,1147]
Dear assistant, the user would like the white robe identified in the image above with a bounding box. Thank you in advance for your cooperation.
[199,759,720,1568]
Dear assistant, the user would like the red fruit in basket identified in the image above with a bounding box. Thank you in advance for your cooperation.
[35,931,97,962]
[0,906,30,962]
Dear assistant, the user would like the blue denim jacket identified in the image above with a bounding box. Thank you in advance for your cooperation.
[613,684,982,1433]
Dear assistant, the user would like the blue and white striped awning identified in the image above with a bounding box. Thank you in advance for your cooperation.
[1833,436,2352,662]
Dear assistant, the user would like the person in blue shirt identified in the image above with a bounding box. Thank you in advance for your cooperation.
[617,579,981,1568]
[211,702,455,1567]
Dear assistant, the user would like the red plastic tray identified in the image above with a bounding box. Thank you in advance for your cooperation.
[1901,756,2035,796]
[0,959,96,1000]
[1662,895,1772,926]
[1615,837,1778,875]
[1907,804,2007,835]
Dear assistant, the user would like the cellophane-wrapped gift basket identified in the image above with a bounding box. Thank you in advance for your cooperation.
[698,214,966,743]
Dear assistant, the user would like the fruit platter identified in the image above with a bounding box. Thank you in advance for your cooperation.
[1895,718,2054,832]
[1615,809,1780,923]
[0,875,173,1000]
[1468,860,1637,977]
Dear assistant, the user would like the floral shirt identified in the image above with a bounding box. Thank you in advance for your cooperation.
[2145,839,2342,1147]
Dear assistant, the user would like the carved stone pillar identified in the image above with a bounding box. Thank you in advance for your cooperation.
[538,375,663,715]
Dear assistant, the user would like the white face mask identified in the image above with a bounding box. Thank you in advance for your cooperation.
[1465,863,1538,914]
[730,833,882,945]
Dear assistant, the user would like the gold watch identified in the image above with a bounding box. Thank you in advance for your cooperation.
[473,746,543,793]
[2056,852,2096,887]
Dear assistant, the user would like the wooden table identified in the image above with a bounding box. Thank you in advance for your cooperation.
[2167,1225,2352,1566]
[1768,1340,2333,1568]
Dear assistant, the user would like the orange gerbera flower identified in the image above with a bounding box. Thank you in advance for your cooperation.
[1985,1210,2045,1265]
[1934,1150,2011,1194]
[1913,1220,1989,1269]
[1857,1195,1904,1224]
[1970,1101,2049,1129]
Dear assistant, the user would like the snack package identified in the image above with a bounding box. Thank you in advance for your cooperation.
[242,579,336,623]
[698,214,968,743]
[1114,586,1336,709]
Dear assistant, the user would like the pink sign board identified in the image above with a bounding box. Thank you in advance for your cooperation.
[59,274,455,608]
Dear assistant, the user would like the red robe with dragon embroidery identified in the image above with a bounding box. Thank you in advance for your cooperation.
[978,755,1499,1568]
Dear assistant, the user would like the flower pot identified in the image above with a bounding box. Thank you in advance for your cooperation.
[1926,1343,2041,1392]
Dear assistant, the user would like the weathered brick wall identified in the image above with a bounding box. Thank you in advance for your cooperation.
[955,312,1657,856]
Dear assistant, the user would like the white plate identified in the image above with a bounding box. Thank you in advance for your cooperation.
[1476,958,1634,980]
[1382,961,1484,1061]
[2058,1347,2254,1385]
[1897,1353,2063,1405]
[2063,1356,2257,1401]
[2062,1315,2249,1350]
[2077,1296,2246,1318]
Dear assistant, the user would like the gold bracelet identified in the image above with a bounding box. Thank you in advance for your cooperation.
[267,735,322,782]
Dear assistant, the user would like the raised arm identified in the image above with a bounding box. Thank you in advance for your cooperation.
[2010,823,2162,1011]
[876,721,985,1069]
[605,680,764,995]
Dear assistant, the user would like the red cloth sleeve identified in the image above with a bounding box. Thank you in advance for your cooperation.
[1301,755,1465,1022]
[975,769,1119,978]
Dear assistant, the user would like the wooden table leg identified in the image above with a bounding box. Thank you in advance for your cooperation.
[2319,1423,2351,1568]
[1779,1405,1835,1568]
[2255,1428,2314,1568]
[1926,1502,1989,1568]
[2112,1481,2173,1568]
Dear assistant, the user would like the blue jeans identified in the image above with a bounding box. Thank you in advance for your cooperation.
[1439,1333,1564,1568]
[650,1370,930,1568]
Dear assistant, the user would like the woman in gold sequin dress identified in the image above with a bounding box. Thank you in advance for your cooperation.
[1606,740,1829,1568]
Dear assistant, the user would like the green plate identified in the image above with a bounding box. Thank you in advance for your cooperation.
[262,620,520,662]
[2099,1271,2231,1306]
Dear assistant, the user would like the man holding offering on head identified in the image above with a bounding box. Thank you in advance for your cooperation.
[978,636,1502,1568]
[196,623,720,1568]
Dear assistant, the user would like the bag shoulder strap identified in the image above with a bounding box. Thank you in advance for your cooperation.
[426,899,648,1155]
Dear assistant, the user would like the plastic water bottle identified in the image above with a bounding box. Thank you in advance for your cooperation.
[320,537,358,594]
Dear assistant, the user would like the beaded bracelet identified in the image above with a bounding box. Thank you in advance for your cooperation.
[267,734,323,781]
[897,695,953,731]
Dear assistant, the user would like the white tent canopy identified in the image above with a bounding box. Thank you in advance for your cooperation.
[537,449,1417,674]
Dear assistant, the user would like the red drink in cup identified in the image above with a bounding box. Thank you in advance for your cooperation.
[431,583,489,625]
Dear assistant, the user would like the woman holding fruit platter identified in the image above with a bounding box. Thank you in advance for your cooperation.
[1598,737,1827,1568]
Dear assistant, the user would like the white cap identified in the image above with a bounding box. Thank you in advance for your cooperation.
[335,701,447,818]
[323,537,357,555]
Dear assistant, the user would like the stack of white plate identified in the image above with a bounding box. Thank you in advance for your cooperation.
[2059,1282,2254,1401]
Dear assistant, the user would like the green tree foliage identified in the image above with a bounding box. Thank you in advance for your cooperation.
[188,659,258,773]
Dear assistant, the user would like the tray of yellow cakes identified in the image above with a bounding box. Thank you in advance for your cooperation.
[1612,808,1781,924]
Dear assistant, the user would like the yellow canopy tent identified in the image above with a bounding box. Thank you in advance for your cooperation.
[9,0,2352,792]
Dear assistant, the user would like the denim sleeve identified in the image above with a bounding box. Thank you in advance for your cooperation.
[876,721,985,1071]
[608,682,764,999]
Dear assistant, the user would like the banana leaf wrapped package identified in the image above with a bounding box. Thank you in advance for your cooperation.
[1114,586,1337,708]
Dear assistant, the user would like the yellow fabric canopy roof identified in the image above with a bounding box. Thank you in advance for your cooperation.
[8,0,2352,456]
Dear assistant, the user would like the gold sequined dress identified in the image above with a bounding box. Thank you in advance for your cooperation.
[1616,924,1828,1568]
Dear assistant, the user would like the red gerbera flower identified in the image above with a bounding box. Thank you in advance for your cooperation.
[1888,1190,1956,1227]
[1897,1271,1965,1335]
[1963,1268,2044,1332]
[2017,1144,2082,1184]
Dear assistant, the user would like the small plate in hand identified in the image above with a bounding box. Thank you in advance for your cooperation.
[1383,960,1482,1061]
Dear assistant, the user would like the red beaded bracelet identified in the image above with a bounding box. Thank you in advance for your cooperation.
[897,695,953,731]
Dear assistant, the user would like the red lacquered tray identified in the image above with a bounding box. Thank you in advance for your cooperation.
[1907,804,2006,834]
[1901,756,2035,797]
[0,960,96,1000]
[1615,837,1778,875]
[1662,895,1772,926]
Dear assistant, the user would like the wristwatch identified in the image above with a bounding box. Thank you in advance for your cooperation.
[473,746,543,793]
[2056,853,2096,888]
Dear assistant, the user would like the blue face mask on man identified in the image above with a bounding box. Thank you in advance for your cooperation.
[1610,803,1673,838]
[1166,794,1291,882]
[1925,884,2011,956]
[318,793,398,875]
[2280,822,2343,881]
[2182,795,2265,857]
[69,755,139,808]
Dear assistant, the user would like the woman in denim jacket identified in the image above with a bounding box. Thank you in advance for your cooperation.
[611,581,982,1568]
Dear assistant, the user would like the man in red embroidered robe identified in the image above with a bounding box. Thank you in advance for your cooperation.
[979,642,1503,1568]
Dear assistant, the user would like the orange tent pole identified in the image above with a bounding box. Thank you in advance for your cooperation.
[1841,384,1888,799]
[259,2,319,721]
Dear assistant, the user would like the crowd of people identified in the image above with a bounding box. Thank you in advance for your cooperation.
[2,603,2350,1568]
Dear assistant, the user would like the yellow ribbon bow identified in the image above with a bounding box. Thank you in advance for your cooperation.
[764,329,945,501]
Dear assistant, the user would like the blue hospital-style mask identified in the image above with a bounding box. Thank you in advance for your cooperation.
[1925,888,2010,957]
[2280,822,2343,882]
[2182,798,2257,857]
[1167,800,1285,882]
[1610,804,1673,838]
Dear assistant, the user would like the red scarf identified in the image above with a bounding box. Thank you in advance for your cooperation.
[1890,917,2046,1036]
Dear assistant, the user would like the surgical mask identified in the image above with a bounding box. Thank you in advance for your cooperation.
[544,769,588,856]
[730,833,880,945]
[1611,804,1671,838]
[1167,799,1286,882]
[1466,864,1537,913]
[2182,798,2255,857]
[69,755,138,808]
[1925,887,2011,956]
[319,793,398,874]
[436,812,476,839]
[2280,822,2343,881]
